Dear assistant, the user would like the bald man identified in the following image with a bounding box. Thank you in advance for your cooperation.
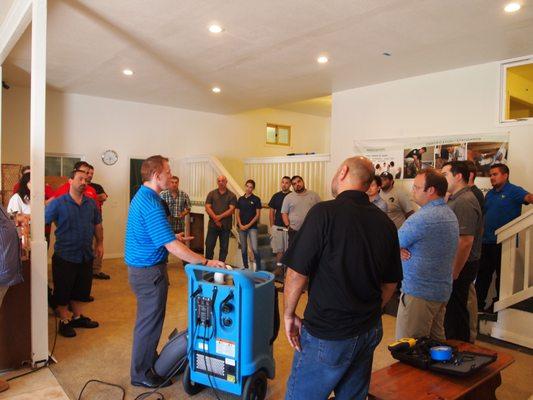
[205,176,237,262]
[283,157,402,400]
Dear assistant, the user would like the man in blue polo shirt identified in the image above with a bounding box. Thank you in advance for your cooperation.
[396,169,459,341]
[46,168,103,338]
[125,155,225,389]
[476,164,532,312]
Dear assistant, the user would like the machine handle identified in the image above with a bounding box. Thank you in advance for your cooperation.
[185,264,274,288]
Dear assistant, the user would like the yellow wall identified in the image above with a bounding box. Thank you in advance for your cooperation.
[507,68,533,119]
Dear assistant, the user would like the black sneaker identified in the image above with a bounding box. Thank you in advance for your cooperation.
[69,315,99,329]
[93,272,111,280]
[59,321,76,337]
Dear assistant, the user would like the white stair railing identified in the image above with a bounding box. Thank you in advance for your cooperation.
[494,208,533,312]
[176,155,244,204]
[243,154,330,202]
[176,155,245,245]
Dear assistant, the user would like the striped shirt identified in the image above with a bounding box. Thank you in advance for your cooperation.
[160,189,191,233]
[125,185,176,267]
[0,206,23,286]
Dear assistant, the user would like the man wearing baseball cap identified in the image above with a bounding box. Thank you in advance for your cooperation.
[379,172,414,228]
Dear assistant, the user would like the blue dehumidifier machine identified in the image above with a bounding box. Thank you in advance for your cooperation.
[182,265,276,400]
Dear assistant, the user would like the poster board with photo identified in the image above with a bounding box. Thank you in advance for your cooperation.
[354,132,510,194]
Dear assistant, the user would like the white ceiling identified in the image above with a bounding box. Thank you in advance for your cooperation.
[3,0,533,116]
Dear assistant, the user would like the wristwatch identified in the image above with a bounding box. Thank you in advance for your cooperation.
[202,258,209,266]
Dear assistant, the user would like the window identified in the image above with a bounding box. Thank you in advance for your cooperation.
[501,57,533,122]
[45,154,82,176]
[266,123,291,146]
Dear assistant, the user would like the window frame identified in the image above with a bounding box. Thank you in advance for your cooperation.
[266,123,291,146]
[45,153,84,177]
[499,56,533,125]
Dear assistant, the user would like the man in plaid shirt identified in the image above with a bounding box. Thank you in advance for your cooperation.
[160,176,191,233]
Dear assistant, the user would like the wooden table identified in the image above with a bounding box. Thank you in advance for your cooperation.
[368,341,514,400]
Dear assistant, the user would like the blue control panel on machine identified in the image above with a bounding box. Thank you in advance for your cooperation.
[183,264,275,398]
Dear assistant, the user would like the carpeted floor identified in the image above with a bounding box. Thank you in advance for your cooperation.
[46,258,533,400]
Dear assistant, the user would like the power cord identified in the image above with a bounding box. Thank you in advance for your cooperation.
[77,379,126,400]
[132,289,204,400]
[202,325,224,400]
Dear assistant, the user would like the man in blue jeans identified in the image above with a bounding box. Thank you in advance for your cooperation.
[283,157,402,400]
[236,179,262,270]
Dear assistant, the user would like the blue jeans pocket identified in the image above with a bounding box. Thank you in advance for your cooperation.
[317,337,355,367]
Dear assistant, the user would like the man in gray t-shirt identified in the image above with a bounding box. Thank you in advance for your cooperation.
[281,176,321,245]
[442,162,483,342]
[205,176,237,262]
[379,172,414,228]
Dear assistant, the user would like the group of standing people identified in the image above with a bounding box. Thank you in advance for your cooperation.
[124,154,533,398]
[281,157,531,400]
[0,162,110,392]
[201,174,321,271]
[124,157,324,388]
[5,162,112,339]
[395,161,532,347]
[3,152,527,398]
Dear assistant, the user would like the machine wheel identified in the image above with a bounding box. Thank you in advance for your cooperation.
[182,363,204,396]
[242,370,268,400]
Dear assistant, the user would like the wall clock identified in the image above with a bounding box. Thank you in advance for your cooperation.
[101,149,118,166]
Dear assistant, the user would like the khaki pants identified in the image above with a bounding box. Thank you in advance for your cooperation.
[396,293,446,341]
[467,283,478,343]
[0,286,8,307]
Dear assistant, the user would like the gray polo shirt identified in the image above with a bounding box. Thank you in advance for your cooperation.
[205,189,237,230]
[379,185,414,228]
[281,190,321,231]
[447,187,483,262]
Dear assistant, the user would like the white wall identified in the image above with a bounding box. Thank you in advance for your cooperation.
[1,88,330,257]
[330,61,533,193]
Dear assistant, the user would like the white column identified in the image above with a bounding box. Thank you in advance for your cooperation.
[30,0,49,366]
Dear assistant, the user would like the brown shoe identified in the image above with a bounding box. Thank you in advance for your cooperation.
[0,378,9,392]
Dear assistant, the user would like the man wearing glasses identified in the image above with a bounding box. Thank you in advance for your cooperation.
[395,169,459,341]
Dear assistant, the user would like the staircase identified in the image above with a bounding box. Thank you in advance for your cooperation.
[258,223,276,271]
[479,209,533,349]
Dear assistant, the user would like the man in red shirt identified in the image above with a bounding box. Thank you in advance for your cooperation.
[50,162,99,205]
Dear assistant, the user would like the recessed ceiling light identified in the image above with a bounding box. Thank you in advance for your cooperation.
[317,55,329,64]
[504,2,521,12]
[212,86,221,93]
[208,24,223,34]
[122,69,134,76]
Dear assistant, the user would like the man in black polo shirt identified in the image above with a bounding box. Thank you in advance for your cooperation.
[268,176,292,267]
[236,179,262,270]
[283,156,402,400]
